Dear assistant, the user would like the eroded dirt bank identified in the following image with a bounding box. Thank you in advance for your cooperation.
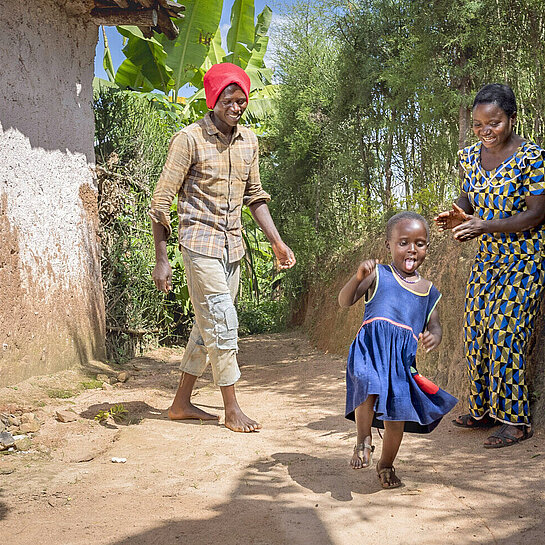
[1,331,544,545]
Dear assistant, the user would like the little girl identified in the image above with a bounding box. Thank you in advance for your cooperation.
[338,211,457,489]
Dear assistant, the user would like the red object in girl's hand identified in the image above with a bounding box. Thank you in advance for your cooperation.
[413,373,440,395]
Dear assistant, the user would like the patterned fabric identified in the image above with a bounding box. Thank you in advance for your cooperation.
[345,265,457,434]
[149,112,271,263]
[460,141,545,426]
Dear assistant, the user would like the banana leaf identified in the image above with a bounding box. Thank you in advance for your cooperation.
[226,0,255,67]
[158,0,224,97]
[115,26,174,93]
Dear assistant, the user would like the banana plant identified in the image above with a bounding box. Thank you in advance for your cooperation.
[98,0,276,125]
[181,1,275,123]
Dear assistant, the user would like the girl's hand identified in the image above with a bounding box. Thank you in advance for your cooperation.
[434,203,472,231]
[356,259,379,282]
[452,216,486,242]
[419,330,440,353]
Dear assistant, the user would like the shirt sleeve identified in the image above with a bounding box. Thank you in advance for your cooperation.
[522,146,545,196]
[148,131,193,238]
[243,137,271,207]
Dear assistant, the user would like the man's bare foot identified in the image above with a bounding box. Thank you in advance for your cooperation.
[350,437,374,469]
[224,407,261,432]
[168,404,219,421]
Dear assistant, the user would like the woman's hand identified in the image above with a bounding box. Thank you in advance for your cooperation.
[419,330,440,353]
[356,259,379,282]
[434,203,472,231]
[452,217,487,242]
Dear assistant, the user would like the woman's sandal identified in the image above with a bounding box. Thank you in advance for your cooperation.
[350,438,375,469]
[376,464,402,489]
[484,424,534,449]
[452,413,496,429]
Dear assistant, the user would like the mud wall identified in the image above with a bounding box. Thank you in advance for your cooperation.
[302,230,545,427]
[0,0,105,386]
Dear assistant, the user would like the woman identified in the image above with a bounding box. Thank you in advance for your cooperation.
[436,83,545,448]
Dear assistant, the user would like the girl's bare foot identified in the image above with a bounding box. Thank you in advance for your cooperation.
[350,436,374,469]
[376,460,402,489]
[168,404,219,421]
[224,407,261,432]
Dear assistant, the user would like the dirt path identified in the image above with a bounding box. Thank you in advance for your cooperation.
[1,331,544,545]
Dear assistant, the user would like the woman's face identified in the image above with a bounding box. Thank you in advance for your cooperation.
[472,102,516,151]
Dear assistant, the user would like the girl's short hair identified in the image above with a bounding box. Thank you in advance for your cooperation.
[473,83,517,117]
[386,211,429,240]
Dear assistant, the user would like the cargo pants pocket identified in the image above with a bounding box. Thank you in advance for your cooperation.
[206,293,239,350]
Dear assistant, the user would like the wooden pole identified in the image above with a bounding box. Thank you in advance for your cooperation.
[138,26,154,38]
[155,6,180,40]
[91,7,158,27]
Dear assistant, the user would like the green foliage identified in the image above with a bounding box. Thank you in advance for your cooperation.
[115,27,174,92]
[94,87,192,362]
[80,380,104,390]
[238,299,289,335]
[97,0,276,126]
[47,389,74,399]
[94,404,128,423]
[264,0,545,303]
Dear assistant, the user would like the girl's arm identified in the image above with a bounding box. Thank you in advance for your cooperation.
[419,308,442,353]
[338,259,378,307]
[452,194,545,241]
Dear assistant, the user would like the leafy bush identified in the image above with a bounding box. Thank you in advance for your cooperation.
[238,299,289,335]
[94,87,192,362]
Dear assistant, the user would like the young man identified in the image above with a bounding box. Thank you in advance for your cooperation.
[149,63,295,432]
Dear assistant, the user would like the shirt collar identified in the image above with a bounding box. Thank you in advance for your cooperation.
[204,111,243,141]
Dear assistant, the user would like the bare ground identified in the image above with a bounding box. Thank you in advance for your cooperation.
[1,330,544,545]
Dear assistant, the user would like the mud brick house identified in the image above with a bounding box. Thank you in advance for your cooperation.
[0,0,183,385]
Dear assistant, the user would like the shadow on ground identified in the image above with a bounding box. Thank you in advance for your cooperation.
[109,457,337,545]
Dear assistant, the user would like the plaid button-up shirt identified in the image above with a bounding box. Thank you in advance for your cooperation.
[149,112,271,263]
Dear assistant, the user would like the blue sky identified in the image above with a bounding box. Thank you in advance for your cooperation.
[94,0,288,94]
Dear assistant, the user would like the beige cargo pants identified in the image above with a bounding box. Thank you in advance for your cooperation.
[178,247,241,386]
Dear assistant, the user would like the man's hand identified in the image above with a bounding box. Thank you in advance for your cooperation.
[152,260,173,293]
[272,241,296,269]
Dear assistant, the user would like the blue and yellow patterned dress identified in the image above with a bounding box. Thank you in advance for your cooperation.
[460,141,545,427]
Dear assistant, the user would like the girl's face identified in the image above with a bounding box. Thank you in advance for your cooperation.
[472,103,516,152]
[386,219,429,275]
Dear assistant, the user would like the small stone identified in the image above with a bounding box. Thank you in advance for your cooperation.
[96,373,110,384]
[0,465,15,475]
[55,410,78,423]
[0,421,5,433]
[117,371,129,383]
[111,457,126,463]
[21,413,36,424]
[14,436,32,451]
[0,431,15,450]
[7,415,20,427]
[19,420,40,434]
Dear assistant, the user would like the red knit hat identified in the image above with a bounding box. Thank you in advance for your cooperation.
[203,63,251,109]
